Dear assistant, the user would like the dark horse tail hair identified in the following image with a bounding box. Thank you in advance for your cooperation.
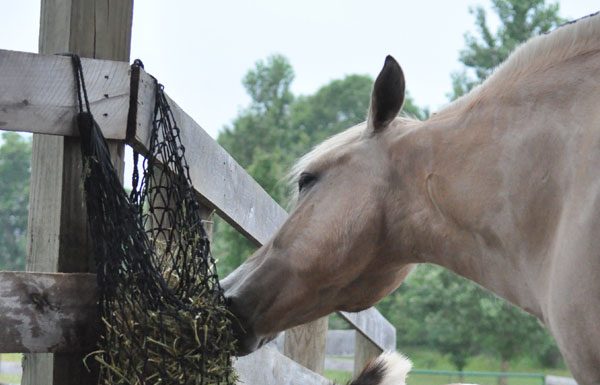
[345,352,412,385]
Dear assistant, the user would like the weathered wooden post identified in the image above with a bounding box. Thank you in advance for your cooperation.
[353,332,382,376]
[283,317,329,374]
[23,1,133,384]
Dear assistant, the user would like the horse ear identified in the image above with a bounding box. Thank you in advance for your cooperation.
[368,55,405,132]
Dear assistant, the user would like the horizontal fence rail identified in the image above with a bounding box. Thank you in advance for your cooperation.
[339,309,396,351]
[0,49,130,139]
[235,345,330,385]
[0,48,397,383]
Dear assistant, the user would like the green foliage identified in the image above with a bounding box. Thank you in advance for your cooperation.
[218,54,296,171]
[377,265,562,371]
[0,133,31,270]
[449,0,565,99]
[290,74,373,146]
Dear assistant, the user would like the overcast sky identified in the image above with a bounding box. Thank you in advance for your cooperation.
[1,1,598,139]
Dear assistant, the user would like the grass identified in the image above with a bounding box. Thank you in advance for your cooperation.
[323,348,572,384]
[0,350,574,385]
[0,354,21,385]
[0,372,21,384]
[325,369,353,384]
[0,354,21,362]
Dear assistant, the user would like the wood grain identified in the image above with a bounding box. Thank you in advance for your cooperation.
[0,272,97,353]
[23,1,132,384]
[0,49,130,139]
[234,345,330,385]
[339,308,396,351]
[353,331,382,377]
[283,317,328,374]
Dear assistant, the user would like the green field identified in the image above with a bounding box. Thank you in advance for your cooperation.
[0,354,21,384]
[324,348,572,384]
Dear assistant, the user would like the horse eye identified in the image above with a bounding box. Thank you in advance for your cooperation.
[298,172,317,192]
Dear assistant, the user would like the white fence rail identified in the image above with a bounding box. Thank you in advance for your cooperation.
[546,376,578,385]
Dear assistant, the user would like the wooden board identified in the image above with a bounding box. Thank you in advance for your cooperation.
[0,272,97,353]
[283,317,328,374]
[0,48,130,139]
[22,1,133,384]
[131,70,289,246]
[339,308,396,351]
[353,331,382,377]
[234,345,330,385]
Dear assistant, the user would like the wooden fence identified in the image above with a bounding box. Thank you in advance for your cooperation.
[0,6,396,382]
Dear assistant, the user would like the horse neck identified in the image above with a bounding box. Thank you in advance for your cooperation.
[388,105,552,317]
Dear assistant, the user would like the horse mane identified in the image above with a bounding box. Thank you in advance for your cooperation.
[441,11,600,116]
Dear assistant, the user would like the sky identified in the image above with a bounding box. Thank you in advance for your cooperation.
[1,0,598,139]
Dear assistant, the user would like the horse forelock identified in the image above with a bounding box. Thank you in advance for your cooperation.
[439,11,600,117]
[287,122,366,202]
[287,117,419,204]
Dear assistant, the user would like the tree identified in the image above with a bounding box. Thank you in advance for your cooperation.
[0,133,31,270]
[292,75,426,149]
[450,0,565,99]
[377,263,562,377]
[380,265,485,373]
[218,54,296,171]
[214,55,296,276]
[479,297,555,383]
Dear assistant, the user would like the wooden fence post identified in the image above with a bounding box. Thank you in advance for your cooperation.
[353,332,383,377]
[23,1,133,384]
[283,317,329,374]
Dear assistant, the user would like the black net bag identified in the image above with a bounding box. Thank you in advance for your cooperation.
[72,56,236,385]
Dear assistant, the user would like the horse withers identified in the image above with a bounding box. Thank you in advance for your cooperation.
[222,12,600,385]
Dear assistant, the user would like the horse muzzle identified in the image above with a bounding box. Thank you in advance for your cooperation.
[225,294,278,356]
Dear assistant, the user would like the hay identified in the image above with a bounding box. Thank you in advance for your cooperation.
[76,58,236,385]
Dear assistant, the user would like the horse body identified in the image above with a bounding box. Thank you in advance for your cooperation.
[223,13,600,384]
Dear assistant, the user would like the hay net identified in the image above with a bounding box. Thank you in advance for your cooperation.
[73,56,236,385]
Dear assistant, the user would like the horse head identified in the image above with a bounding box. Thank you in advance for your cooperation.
[222,56,417,355]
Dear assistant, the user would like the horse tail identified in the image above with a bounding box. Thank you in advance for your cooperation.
[347,352,412,385]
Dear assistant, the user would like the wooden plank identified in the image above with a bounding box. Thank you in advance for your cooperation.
[353,331,382,377]
[339,308,396,352]
[23,1,133,384]
[234,345,330,385]
[546,376,578,385]
[0,48,131,139]
[0,272,395,353]
[283,317,328,374]
[131,70,289,246]
[0,272,97,353]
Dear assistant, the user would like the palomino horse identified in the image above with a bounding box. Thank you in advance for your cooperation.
[222,12,600,385]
